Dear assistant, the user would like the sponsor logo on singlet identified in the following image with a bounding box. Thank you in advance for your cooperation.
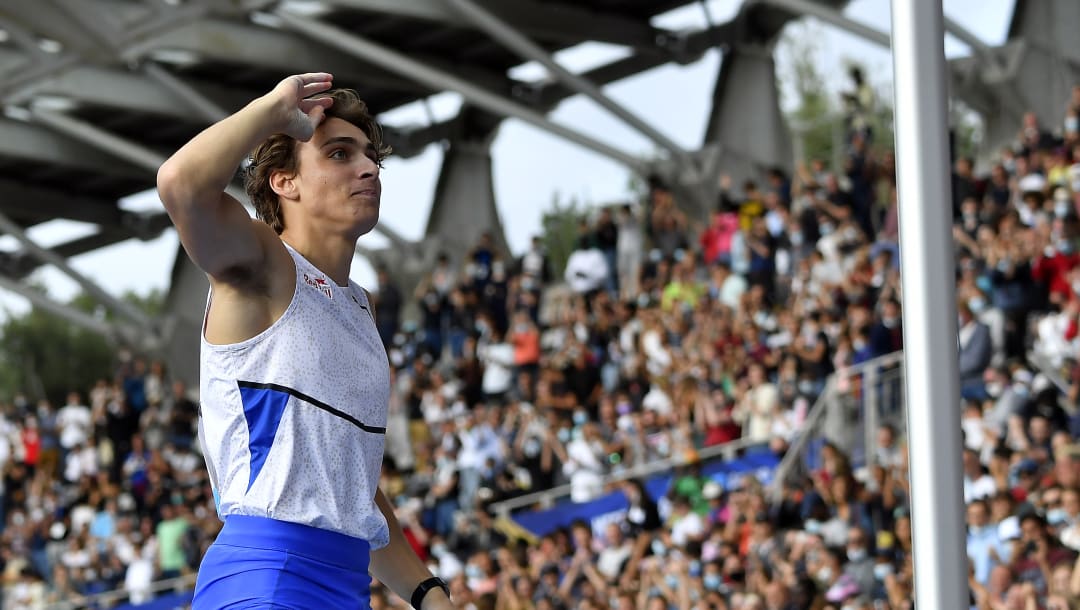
[303,273,333,299]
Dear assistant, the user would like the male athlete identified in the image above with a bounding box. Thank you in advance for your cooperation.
[158,73,453,610]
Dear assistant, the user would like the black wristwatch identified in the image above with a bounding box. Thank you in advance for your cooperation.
[410,576,450,610]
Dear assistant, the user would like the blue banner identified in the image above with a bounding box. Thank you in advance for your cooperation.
[512,449,779,537]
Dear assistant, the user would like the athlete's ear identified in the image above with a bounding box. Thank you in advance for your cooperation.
[269,169,299,201]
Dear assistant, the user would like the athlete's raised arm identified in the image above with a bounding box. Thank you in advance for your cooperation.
[156,73,334,282]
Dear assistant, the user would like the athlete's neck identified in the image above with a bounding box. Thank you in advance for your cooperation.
[279,232,354,287]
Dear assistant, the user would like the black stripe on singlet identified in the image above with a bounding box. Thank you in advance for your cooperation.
[237,380,386,435]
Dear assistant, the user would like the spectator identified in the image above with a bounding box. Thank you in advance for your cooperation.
[374,267,404,348]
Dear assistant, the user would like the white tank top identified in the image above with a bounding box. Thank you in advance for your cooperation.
[198,244,390,547]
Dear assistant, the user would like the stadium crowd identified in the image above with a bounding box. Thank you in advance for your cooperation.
[1,81,1080,609]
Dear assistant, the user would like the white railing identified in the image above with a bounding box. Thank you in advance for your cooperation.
[44,573,196,610]
[770,350,906,498]
[488,436,770,518]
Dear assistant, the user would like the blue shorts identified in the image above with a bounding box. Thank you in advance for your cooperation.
[193,515,372,610]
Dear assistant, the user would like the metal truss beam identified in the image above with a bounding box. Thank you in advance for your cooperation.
[0,0,116,59]
[0,179,126,225]
[535,22,738,111]
[757,0,889,47]
[50,224,164,260]
[0,119,148,176]
[142,63,228,123]
[28,106,167,173]
[324,0,669,49]
[2,221,169,279]
[120,18,430,95]
[0,273,119,339]
[3,64,209,119]
[277,9,648,174]
[761,0,1011,76]
[0,46,31,79]
[445,0,696,168]
[941,15,1005,71]
[0,210,156,332]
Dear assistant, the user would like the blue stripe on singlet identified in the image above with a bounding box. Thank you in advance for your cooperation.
[236,384,290,491]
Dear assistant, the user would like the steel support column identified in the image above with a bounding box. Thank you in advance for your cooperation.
[986,0,1080,148]
[702,43,792,209]
[426,111,507,263]
[160,248,208,393]
[275,9,648,174]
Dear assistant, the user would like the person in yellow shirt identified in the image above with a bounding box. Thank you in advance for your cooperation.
[661,260,705,312]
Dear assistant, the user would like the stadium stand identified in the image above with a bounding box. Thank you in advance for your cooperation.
[2,86,1080,610]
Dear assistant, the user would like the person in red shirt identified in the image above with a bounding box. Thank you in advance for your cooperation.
[1032,240,1079,306]
[21,415,41,473]
[699,208,740,266]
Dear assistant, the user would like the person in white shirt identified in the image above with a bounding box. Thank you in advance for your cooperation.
[124,540,155,605]
[561,423,608,503]
[456,411,502,509]
[56,392,92,452]
[963,448,998,505]
[733,363,780,443]
[477,331,515,402]
[669,496,705,547]
[596,523,633,581]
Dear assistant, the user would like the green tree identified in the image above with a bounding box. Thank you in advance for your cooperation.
[779,25,842,168]
[540,193,584,279]
[951,101,984,161]
[779,26,898,169]
[0,287,165,404]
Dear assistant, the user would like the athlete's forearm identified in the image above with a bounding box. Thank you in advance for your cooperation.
[157,96,277,212]
[370,488,452,610]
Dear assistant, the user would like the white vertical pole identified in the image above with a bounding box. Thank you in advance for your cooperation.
[889,1,968,609]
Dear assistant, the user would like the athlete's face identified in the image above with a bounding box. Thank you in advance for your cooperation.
[286,117,382,239]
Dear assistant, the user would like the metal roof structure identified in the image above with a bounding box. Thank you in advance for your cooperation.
[0,0,841,284]
[0,0,1075,384]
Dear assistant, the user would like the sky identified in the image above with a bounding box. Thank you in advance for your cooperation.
[0,0,1016,319]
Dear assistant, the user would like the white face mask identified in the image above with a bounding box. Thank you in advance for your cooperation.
[847,547,867,562]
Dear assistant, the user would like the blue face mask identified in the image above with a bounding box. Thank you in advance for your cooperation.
[873,563,894,581]
[651,540,666,556]
[703,574,722,591]
[689,560,702,578]
[665,574,679,589]
[1047,508,1070,526]
[572,411,588,426]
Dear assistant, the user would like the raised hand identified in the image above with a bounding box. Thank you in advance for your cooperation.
[264,73,335,141]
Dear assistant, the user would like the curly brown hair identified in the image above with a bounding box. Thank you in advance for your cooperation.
[244,88,391,234]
